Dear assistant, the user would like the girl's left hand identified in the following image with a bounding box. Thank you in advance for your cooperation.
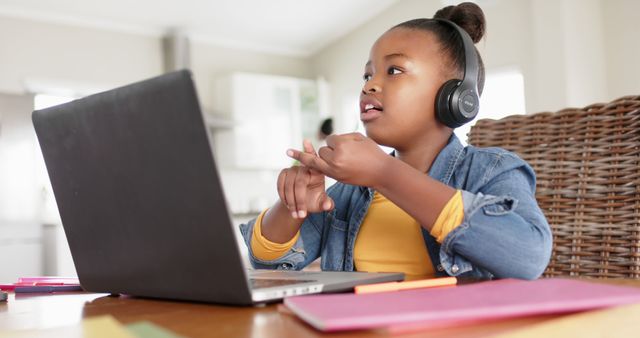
[287,133,392,188]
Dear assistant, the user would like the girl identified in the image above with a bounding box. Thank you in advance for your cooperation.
[240,2,552,280]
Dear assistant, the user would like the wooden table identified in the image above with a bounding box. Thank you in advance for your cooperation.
[2,279,639,338]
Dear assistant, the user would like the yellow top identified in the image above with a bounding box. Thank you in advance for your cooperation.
[251,190,464,278]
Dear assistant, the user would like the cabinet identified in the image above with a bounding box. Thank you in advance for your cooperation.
[212,73,321,169]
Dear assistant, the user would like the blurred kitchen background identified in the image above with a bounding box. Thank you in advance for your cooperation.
[0,0,638,280]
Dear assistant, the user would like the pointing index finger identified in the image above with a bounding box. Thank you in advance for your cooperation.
[287,149,333,176]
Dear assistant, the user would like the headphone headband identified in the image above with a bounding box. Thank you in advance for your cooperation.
[433,19,479,91]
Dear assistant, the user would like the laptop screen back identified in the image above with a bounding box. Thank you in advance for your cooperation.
[33,70,253,305]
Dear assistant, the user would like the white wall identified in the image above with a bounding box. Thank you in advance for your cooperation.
[603,0,640,100]
[484,0,535,112]
[0,16,163,96]
[529,0,609,111]
[0,15,313,112]
[560,0,608,108]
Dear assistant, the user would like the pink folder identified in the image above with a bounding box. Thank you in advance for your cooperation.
[283,278,640,332]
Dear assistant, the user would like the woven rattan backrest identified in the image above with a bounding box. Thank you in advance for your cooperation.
[468,96,640,278]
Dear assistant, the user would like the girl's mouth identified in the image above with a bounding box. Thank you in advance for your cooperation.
[361,105,383,122]
[360,101,383,123]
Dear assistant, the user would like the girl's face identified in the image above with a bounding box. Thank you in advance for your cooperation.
[360,27,451,149]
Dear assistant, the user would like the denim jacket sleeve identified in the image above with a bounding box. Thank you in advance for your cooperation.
[438,151,552,280]
[239,210,323,270]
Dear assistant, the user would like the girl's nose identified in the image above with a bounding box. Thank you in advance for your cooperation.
[362,78,381,94]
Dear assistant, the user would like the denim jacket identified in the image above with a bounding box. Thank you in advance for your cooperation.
[239,134,553,280]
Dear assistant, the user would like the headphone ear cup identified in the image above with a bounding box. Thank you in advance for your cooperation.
[435,80,461,128]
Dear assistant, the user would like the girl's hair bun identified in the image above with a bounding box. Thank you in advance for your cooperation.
[434,2,486,43]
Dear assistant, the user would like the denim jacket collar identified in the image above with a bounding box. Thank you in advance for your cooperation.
[385,133,464,183]
[428,134,465,184]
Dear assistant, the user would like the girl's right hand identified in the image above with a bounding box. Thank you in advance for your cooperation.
[278,140,334,219]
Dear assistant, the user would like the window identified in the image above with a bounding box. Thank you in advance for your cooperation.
[33,93,80,277]
[34,94,76,110]
[455,68,526,145]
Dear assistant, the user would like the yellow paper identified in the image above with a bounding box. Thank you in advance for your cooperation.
[0,315,135,338]
[493,303,640,338]
[82,316,137,338]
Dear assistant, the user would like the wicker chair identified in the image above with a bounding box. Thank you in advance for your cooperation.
[468,96,640,279]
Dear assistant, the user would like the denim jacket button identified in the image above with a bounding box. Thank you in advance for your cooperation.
[437,264,444,272]
[280,263,291,270]
[451,264,460,274]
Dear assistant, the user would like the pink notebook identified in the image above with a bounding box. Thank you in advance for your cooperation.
[284,278,640,332]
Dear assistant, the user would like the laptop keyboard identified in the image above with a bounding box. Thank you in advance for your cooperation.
[250,278,316,289]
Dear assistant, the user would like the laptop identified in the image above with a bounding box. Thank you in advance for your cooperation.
[32,70,403,305]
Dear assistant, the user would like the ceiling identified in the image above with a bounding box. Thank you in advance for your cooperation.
[0,0,400,56]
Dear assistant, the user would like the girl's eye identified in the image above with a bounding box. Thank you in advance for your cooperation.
[363,73,372,82]
[387,67,402,75]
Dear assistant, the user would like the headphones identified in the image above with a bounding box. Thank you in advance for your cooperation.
[433,19,480,128]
